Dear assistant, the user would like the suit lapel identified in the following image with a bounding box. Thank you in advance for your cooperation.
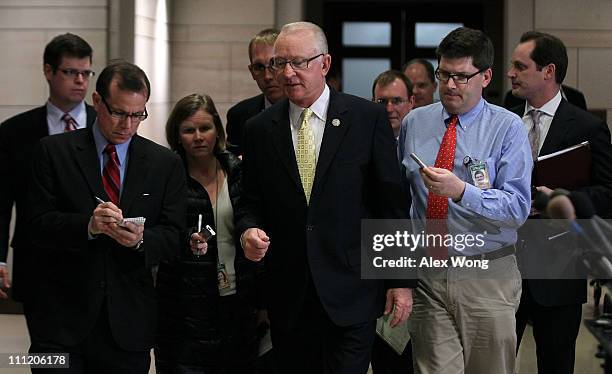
[74,128,107,201]
[540,99,572,155]
[120,135,148,213]
[311,90,350,200]
[268,100,302,190]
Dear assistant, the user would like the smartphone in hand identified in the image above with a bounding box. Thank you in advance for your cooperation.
[410,152,428,168]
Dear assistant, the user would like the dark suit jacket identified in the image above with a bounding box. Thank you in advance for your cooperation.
[513,99,612,306]
[26,127,186,350]
[0,104,96,301]
[504,85,587,111]
[225,94,265,156]
[236,89,412,331]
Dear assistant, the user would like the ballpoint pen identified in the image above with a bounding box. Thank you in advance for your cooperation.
[196,214,203,256]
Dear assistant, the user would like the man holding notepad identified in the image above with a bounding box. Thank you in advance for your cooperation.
[26,61,186,373]
[508,31,612,374]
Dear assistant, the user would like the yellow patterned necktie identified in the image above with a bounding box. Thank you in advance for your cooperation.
[296,108,316,204]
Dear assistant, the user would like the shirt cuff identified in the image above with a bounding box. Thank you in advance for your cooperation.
[458,182,481,213]
[0,262,7,266]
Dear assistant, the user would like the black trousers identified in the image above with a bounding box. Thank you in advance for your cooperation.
[29,302,150,374]
[370,336,413,374]
[516,283,582,374]
[271,282,376,374]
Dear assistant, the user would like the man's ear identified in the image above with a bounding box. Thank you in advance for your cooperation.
[92,91,102,111]
[43,63,53,81]
[321,54,332,77]
[544,63,556,81]
[481,68,493,88]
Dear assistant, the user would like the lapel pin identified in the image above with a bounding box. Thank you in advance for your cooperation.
[332,118,341,127]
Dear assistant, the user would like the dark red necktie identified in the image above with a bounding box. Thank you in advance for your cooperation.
[62,113,77,132]
[426,114,458,258]
[102,144,121,205]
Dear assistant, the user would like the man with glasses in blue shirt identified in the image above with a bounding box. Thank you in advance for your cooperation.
[0,33,96,340]
[26,60,185,373]
[238,21,413,374]
[398,27,532,374]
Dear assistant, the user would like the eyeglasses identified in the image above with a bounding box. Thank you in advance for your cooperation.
[374,97,410,106]
[435,68,486,84]
[58,68,95,80]
[250,62,274,75]
[100,95,148,122]
[270,53,324,71]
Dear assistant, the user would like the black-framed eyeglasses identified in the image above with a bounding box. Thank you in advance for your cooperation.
[250,62,274,74]
[435,67,486,84]
[100,95,148,122]
[373,97,410,106]
[270,53,324,71]
[58,68,95,80]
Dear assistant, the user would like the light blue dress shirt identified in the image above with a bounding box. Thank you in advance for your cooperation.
[398,98,532,254]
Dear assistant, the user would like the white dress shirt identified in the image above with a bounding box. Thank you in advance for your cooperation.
[288,84,330,161]
[522,90,562,155]
[46,100,87,135]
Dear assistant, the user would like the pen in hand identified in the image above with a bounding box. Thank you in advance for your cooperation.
[94,196,123,225]
[196,214,203,256]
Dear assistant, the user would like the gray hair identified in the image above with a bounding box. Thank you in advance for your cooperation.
[280,22,328,54]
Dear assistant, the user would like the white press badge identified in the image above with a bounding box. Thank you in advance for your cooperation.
[468,160,491,189]
[217,263,230,290]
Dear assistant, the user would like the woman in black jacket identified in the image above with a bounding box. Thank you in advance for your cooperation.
[155,93,258,373]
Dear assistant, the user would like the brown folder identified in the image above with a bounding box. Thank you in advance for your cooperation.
[533,141,591,190]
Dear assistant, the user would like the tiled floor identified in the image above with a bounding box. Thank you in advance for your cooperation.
[0,306,602,374]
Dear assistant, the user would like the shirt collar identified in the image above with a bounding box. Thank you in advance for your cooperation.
[46,100,87,128]
[92,120,131,165]
[289,84,330,128]
[264,96,273,109]
[524,90,562,117]
[442,97,485,130]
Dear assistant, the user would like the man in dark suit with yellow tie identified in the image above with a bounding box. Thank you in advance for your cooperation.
[0,33,96,339]
[237,22,413,374]
[27,60,186,373]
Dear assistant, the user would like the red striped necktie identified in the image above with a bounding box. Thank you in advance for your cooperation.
[62,113,77,132]
[102,144,121,205]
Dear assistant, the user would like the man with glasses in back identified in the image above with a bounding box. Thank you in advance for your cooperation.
[372,69,415,140]
[403,58,438,108]
[0,33,96,340]
[226,28,285,157]
[237,22,414,373]
[398,27,532,374]
[26,60,185,373]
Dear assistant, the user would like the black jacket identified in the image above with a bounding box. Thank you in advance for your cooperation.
[236,89,411,332]
[0,104,96,301]
[155,151,258,367]
[27,127,186,350]
[514,99,612,306]
[225,94,265,156]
